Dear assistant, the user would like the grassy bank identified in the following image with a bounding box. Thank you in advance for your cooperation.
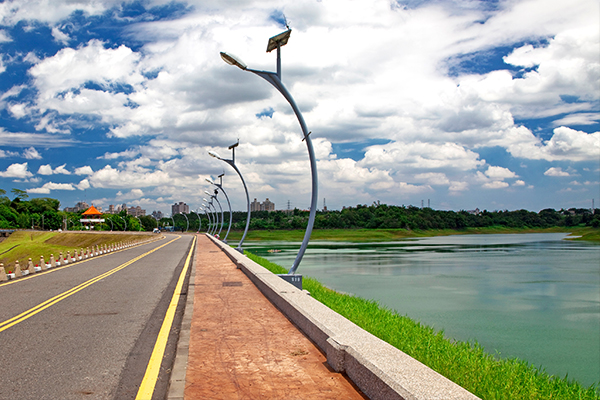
[225,226,600,243]
[0,231,155,271]
[244,251,599,400]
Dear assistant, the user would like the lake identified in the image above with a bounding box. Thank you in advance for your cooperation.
[243,233,600,387]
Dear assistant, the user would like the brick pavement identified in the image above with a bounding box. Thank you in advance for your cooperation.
[184,234,366,399]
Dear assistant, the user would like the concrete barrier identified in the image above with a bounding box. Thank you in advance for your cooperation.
[207,234,480,400]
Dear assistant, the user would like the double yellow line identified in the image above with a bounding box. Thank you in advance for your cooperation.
[0,236,181,333]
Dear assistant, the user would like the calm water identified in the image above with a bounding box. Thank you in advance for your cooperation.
[243,233,600,387]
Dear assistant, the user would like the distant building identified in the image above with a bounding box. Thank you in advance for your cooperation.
[64,201,89,213]
[251,198,275,212]
[152,210,164,220]
[127,206,146,217]
[262,198,274,211]
[250,198,260,212]
[172,202,189,215]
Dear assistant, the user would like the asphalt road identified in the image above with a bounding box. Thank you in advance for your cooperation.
[0,233,194,400]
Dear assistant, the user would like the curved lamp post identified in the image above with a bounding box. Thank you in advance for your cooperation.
[220,29,317,278]
[208,141,251,253]
[202,198,217,235]
[119,215,127,231]
[192,209,202,232]
[134,216,143,232]
[201,204,212,233]
[207,174,233,243]
[181,212,189,232]
[205,189,224,238]
[106,215,114,231]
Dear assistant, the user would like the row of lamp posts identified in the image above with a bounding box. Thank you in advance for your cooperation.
[155,29,314,289]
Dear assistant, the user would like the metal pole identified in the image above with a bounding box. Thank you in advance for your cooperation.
[245,68,317,275]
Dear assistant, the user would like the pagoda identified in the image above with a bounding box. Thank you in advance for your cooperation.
[80,205,105,229]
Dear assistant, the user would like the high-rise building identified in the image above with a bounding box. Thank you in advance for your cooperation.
[250,198,275,212]
[262,198,274,211]
[64,201,89,213]
[152,210,164,220]
[250,198,261,212]
[172,202,189,215]
[127,206,146,217]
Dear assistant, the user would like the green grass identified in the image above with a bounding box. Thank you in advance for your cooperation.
[226,226,600,243]
[244,251,600,400]
[0,231,155,272]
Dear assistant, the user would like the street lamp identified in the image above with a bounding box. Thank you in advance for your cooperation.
[202,197,217,235]
[221,29,317,284]
[206,174,233,243]
[204,189,224,238]
[201,205,212,233]
[209,141,251,253]
[119,215,127,231]
[135,216,143,232]
[182,212,189,232]
[192,209,202,232]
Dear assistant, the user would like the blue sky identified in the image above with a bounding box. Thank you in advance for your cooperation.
[0,0,598,215]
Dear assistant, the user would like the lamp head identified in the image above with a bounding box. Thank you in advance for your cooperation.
[204,190,211,195]
[205,177,214,185]
[208,150,222,159]
[203,198,208,202]
[220,52,247,70]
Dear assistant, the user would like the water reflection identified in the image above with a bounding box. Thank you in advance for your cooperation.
[244,233,600,387]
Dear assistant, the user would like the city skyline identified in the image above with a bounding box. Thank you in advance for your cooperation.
[0,0,598,215]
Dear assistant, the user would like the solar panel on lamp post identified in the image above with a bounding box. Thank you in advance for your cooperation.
[208,142,251,254]
[220,29,316,288]
[206,174,233,243]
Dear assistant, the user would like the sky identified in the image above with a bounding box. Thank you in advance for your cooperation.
[0,0,598,215]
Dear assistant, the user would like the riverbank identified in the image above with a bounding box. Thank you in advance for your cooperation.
[243,250,600,399]
[225,226,600,243]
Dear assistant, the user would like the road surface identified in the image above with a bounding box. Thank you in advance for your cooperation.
[0,233,194,400]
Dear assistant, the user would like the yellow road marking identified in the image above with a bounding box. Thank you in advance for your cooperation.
[135,235,196,400]
[0,236,181,333]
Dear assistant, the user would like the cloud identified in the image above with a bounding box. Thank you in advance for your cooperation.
[482,180,510,189]
[0,149,19,158]
[27,182,76,194]
[0,128,77,147]
[116,188,145,200]
[76,178,90,190]
[544,167,571,177]
[37,163,70,175]
[74,166,94,175]
[484,166,517,180]
[22,147,41,159]
[0,162,33,178]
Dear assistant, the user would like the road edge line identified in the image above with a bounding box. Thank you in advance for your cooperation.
[135,235,196,400]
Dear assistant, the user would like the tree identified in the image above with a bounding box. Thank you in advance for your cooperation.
[11,188,28,201]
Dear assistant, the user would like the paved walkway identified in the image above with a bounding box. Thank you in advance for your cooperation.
[184,235,366,399]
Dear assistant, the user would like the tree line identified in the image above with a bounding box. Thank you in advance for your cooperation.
[228,203,599,231]
[1,188,598,232]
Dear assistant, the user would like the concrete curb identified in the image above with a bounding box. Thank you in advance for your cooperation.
[208,234,481,400]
